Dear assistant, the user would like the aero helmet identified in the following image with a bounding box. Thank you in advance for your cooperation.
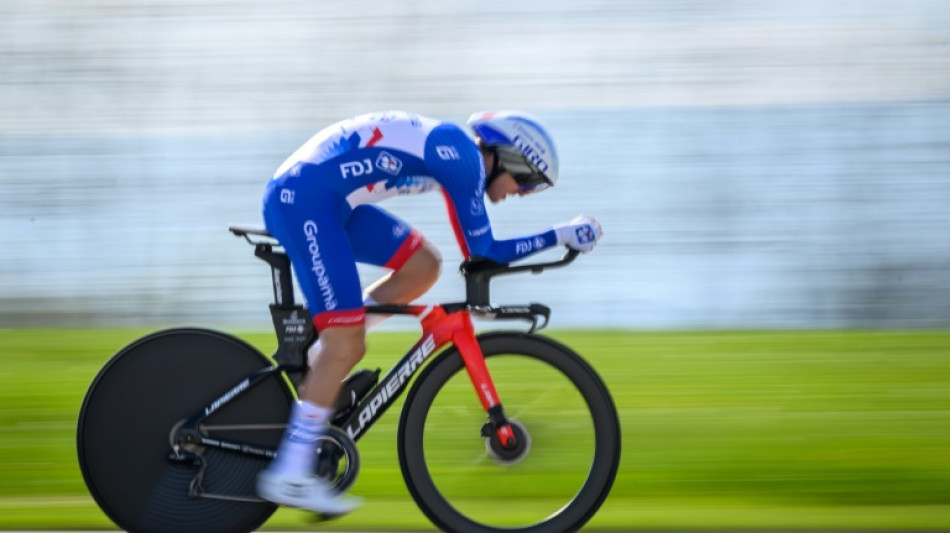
[467,111,559,191]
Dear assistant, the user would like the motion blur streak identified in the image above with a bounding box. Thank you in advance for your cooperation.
[1,0,948,328]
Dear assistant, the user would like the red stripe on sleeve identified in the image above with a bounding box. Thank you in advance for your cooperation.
[440,189,471,259]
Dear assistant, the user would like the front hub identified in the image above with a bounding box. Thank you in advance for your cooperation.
[482,419,532,466]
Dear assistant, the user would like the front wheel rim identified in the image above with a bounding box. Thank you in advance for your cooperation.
[399,334,620,533]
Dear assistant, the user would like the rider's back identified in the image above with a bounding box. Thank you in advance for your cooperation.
[273,111,443,176]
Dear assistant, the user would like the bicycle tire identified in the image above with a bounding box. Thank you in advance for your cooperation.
[398,331,620,533]
[77,328,295,533]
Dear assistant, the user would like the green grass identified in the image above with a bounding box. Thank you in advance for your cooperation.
[1,328,949,530]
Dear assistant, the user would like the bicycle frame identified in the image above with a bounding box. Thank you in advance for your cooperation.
[172,226,577,461]
[341,303,514,445]
[174,303,517,459]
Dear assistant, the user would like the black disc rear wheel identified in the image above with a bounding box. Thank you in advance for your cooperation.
[398,332,621,533]
[77,328,295,533]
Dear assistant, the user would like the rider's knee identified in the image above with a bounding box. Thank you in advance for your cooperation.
[312,324,367,364]
[345,333,367,363]
[406,241,442,288]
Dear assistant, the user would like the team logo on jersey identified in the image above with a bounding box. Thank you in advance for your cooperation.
[340,159,373,178]
[575,225,596,243]
[436,145,460,160]
[375,151,403,176]
[468,223,490,237]
[514,236,547,255]
[279,188,295,204]
[470,198,485,216]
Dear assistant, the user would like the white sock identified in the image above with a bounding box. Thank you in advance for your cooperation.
[268,400,332,475]
[308,294,391,366]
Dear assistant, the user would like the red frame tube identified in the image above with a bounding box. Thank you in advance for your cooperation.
[400,305,516,446]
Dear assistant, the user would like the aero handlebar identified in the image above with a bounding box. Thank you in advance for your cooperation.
[460,247,580,310]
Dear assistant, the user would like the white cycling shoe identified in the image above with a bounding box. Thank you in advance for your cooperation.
[257,470,362,515]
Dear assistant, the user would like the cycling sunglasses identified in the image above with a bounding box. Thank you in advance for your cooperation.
[493,145,553,192]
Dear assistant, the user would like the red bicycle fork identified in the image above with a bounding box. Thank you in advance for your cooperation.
[416,305,518,448]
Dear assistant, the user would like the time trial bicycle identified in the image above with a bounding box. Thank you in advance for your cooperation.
[77,225,621,533]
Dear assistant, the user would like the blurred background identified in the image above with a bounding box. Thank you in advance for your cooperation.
[2,3,950,531]
[1,0,949,330]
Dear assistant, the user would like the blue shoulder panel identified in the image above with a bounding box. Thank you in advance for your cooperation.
[424,124,558,263]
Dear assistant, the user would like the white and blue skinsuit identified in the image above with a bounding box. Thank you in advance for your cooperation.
[263,111,560,330]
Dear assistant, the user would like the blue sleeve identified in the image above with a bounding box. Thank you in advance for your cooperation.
[424,124,559,264]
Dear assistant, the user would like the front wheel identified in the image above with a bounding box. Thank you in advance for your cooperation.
[398,332,621,533]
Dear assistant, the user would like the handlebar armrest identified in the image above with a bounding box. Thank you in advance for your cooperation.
[460,247,580,307]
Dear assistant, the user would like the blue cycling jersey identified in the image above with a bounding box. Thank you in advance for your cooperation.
[262,111,559,329]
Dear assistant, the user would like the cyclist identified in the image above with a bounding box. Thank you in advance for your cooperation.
[257,110,603,514]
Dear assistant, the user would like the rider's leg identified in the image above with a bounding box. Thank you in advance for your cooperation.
[259,323,365,514]
[306,241,440,366]
[301,323,366,407]
[305,205,442,363]
[364,240,442,305]
[346,204,442,322]
[266,325,365,475]
[259,177,364,513]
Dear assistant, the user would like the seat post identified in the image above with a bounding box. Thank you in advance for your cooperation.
[254,243,295,306]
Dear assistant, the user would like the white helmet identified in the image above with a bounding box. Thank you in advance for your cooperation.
[467,111,559,191]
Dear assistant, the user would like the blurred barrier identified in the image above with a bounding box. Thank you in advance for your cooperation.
[1,1,948,328]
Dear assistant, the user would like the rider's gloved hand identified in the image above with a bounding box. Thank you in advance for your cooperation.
[553,215,603,253]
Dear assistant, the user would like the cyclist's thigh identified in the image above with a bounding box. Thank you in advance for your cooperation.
[263,176,364,328]
[346,204,425,270]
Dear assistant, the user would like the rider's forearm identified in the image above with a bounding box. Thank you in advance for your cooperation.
[469,229,560,264]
